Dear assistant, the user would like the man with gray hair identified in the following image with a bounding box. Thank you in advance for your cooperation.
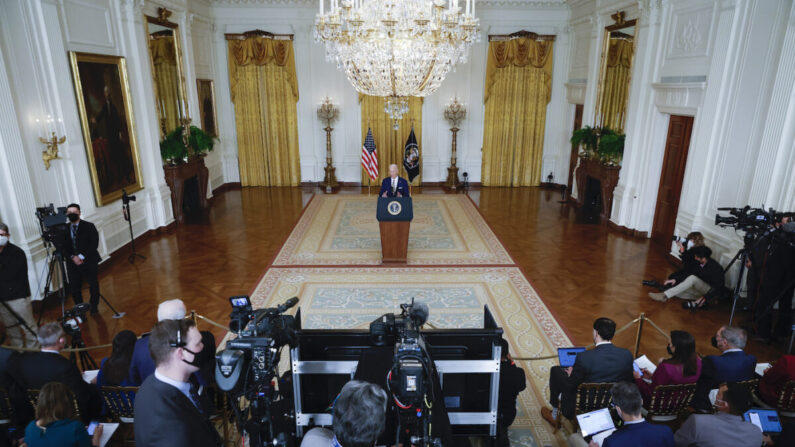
[0,222,38,348]
[301,380,388,447]
[130,299,187,384]
[692,325,756,411]
[8,322,102,422]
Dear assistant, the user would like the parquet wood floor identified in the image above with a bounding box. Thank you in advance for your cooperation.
[41,186,784,365]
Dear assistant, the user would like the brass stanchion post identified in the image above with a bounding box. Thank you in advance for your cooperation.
[633,313,645,358]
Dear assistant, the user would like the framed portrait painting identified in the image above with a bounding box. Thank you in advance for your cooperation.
[69,52,144,206]
[196,79,218,137]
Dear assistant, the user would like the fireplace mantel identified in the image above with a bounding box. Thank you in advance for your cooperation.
[575,157,621,219]
[163,156,209,224]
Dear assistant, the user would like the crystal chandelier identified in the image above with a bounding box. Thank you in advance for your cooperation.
[315,0,479,123]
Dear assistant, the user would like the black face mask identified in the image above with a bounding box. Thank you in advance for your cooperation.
[667,345,674,356]
[711,336,718,349]
[182,347,207,368]
[67,213,79,223]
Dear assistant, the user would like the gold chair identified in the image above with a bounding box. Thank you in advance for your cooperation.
[775,380,795,417]
[0,387,14,426]
[557,382,615,433]
[100,386,138,445]
[645,383,697,422]
[27,388,81,419]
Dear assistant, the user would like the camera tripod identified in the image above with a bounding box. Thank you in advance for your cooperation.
[122,196,145,264]
[64,314,97,371]
[36,244,72,325]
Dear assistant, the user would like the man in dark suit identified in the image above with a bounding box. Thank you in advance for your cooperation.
[8,322,102,423]
[541,317,633,426]
[61,203,102,314]
[692,325,756,411]
[379,164,410,198]
[134,318,221,447]
[595,382,674,447]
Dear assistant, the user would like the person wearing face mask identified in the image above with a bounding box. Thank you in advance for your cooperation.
[633,330,702,406]
[0,222,38,348]
[674,382,762,447]
[649,246,725,307]
[541,317,634,427]
[691,325,756,412]
[134,318,221,447]
[60,204,102,315]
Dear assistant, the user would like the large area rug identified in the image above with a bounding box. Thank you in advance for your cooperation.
[250,266,571,447]
[272,195,514,265]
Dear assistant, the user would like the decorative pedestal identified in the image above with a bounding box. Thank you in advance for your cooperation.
[445,127,461,190]
[574,157,621,219]
[321,126,338,190]
[163,156,209,224]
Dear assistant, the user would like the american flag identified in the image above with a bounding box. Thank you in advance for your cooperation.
[361,127,379,181]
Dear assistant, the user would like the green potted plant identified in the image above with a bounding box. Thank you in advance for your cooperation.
[597,127,625,166]
[570,125,600,159]
[159,125,215,165]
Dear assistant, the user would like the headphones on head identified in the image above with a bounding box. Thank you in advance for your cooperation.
[169,322,187,348]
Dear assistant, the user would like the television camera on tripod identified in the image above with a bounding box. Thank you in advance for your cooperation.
[215,295,299,447]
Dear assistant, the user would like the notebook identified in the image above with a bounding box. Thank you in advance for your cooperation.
[558,347,586,367]
[577,407,616,438]
[744,409,782,433]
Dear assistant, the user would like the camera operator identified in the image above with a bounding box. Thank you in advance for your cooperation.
[649,246,724,309]
[60,204,102,315]
[497,337,526,447]
[670,232,706,282]
[0,223,38,348]
[752,214,795,342]
[301,380,388,447]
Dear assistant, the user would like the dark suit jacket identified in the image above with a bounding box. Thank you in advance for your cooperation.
[562,343,633,418]
[379,177,410,197]
[603,421,674,447]
[0,242,31,301]
[134,374,221,447]
[128,334,154,386]
[8,351,102,423]
[692,350,756,411]
[61,220,101,264]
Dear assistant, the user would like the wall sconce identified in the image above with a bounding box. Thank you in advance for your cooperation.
[36,115,65,170]
[317,97,340,192]
[443,97,467,190]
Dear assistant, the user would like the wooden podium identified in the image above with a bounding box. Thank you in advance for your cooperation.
[376,197,413,263]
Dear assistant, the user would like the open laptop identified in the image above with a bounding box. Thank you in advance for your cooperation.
[576,407,616,445]
[744,409,782,433]
[558,347,586,367]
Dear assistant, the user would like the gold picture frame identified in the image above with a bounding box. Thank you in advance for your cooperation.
[196,79,218,137]
[69,51,144,206]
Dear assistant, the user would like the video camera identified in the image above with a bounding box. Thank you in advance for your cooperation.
[714,206,776,232]
[59,303,90,338]
[35,204,69,248]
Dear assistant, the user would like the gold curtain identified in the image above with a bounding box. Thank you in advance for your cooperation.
[599,38,633,131]
[359,95,423,185]
[482,38,554,186]
[227,37,300,186]
[149,36,180,135]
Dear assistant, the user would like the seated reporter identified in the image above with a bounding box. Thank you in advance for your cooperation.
[9,322,102,423]
[674,382,761,447]
[134,318,220,447]
[587,382,673,447]
[300,380,387,447]
[24,382,103,447]
[759,354,795,406]
[692,325,755,412]
[634,330,701,405]
[96,330,136,387]
[649,246,724,308]
[541,317,633,426]
[498,338,526,447]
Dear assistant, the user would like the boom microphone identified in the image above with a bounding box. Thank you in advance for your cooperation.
[410,301,429,326]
